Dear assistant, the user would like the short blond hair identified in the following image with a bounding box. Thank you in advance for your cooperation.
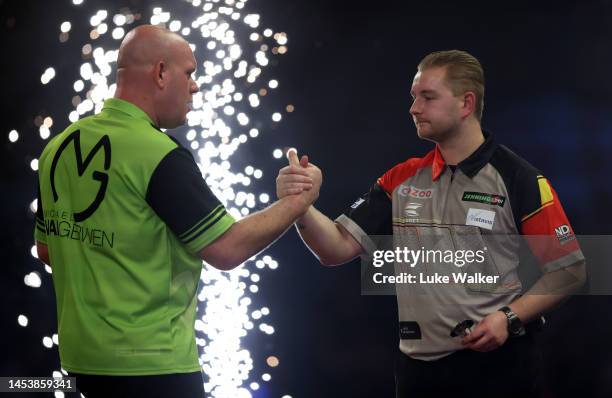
[418,50,485,121]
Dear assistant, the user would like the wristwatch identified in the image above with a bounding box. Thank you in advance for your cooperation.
[498,306,526,337]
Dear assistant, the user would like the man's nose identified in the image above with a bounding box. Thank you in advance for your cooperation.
[410,100,420,115]
[190,81,199,94]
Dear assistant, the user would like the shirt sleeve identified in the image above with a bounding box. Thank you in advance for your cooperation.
[335,182,392,255]
[146,147,235,254]
[34,175,48,244]
[519,175,585,273]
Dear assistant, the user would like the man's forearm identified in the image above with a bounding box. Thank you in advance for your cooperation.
[295,206,363,266]
[201,195,309,270]
[509,262,586,323]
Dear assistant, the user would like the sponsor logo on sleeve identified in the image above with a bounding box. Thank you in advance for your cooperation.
[462,191,506,208]
[350,197,365,209]
[398,184,434,199]
[554,224,576,244]
[466,208,496,230]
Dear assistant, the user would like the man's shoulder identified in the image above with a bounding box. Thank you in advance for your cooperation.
[489,144,556,224]
[37,117,92,162]
[37,113,182,181]
[385,151,435,179]
[489,144,543,182]
[48,112,179,154]
[376,150,435,193]
[94,109,178,148]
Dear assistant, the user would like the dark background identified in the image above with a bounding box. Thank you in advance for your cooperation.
[2,0,612,397]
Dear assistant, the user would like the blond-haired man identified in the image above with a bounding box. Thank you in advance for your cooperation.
[277,50,585,397]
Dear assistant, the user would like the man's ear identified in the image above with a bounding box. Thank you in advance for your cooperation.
[461,91,476,120]
[153,61,166,89]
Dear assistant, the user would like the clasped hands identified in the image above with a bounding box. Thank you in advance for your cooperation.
[276,148,322,212]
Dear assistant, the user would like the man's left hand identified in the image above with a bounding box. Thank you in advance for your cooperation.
[461,311,508,352]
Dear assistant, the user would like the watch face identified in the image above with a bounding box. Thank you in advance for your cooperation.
[510,322,522,334]
[509,315,525,334]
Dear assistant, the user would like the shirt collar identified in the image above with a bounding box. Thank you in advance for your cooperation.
[432,130,497,181]
[102,98,156,126]
[431,145,446,181]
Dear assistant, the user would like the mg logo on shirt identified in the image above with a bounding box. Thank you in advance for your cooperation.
[50,130,112,222]
[398,184,434,199]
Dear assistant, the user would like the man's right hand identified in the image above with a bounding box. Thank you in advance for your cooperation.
[276,148,322,207]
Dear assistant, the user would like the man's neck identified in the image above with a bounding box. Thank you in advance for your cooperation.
[436,121,484,166]
[114,86,159,127]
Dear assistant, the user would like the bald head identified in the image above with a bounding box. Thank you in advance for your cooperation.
[117,24,188,72]
[114,24,198,129]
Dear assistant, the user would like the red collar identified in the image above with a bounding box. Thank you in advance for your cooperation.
[431,145,446,181]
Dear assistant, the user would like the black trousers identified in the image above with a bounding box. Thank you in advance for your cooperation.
[68,371,205,398]
[395,334,542,398]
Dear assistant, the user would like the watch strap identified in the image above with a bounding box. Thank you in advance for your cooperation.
[498,306,526,336]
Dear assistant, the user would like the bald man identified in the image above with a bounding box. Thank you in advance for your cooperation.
[34,25,321,397]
